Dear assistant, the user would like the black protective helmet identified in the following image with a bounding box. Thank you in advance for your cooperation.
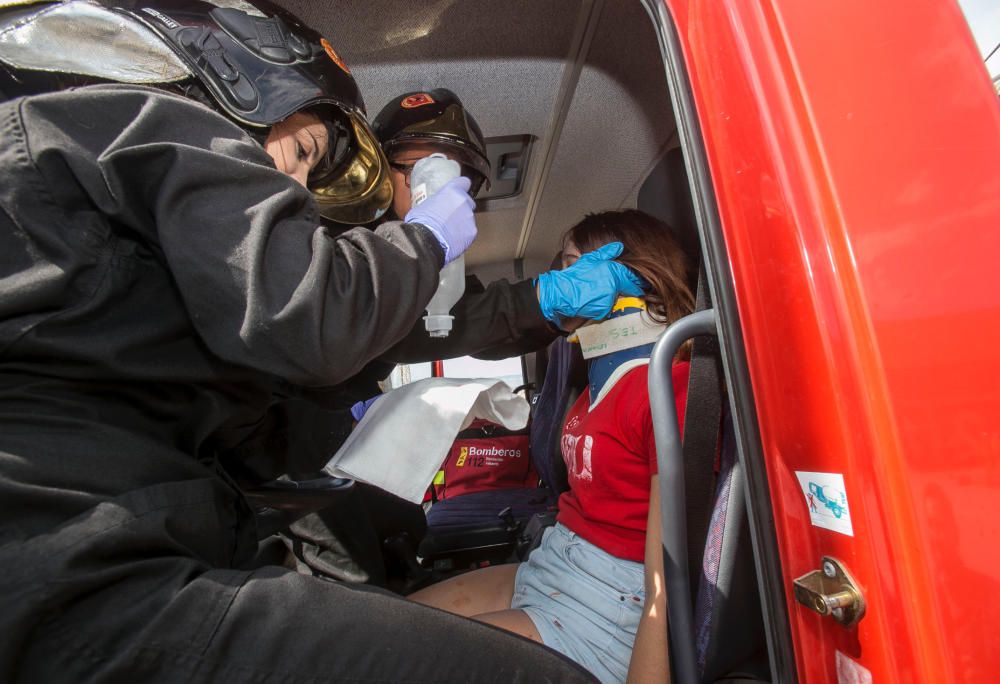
[0,0,391,224]
[372,88,491,195]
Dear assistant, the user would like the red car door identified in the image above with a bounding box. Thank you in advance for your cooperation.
[665,0,1000,681]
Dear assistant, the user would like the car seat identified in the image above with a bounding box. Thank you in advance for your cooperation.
[528,336,587,501]
[417,337,586,570]
[649,298,770,684]
[645,146,769,682]
[694,412,769,682]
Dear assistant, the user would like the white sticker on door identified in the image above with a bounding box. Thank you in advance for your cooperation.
[836,650,872,684]
[795,471,854,536]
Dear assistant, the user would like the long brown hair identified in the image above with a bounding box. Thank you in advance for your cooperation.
[564,209,695,327]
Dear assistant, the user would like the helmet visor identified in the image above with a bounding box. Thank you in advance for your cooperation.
[310,111,392,225]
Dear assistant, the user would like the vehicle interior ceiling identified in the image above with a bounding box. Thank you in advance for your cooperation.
[281,1,772,680]
[284,0,688,300]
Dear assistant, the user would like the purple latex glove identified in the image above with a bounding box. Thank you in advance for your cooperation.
[404,176,477,264]
[350,396,380,422]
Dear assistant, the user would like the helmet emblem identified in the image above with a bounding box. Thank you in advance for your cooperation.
[320,38,351,74]
[401,93,436,108]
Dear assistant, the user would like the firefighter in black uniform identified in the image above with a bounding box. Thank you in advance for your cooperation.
[0,1,642,681]
[375,87,562,363]
[277,89,565,584]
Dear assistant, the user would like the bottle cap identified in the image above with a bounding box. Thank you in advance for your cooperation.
[424,313,455,337]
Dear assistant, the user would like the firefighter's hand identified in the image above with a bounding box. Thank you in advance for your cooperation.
[535,242,645,328]
[404,176,477,264]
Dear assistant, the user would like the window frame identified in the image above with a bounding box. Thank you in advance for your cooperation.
[640,1,798,680]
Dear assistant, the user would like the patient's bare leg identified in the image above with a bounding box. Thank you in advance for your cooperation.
[409,562,520,616]
[473,608,543,642]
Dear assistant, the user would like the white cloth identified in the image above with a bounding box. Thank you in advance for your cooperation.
[323,377,530,503]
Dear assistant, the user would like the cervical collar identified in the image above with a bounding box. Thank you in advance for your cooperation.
[580,297,661,407]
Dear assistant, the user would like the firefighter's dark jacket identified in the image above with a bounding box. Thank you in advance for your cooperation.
[0,85,554,652]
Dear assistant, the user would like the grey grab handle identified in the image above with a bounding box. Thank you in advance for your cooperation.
[647,308,718,684]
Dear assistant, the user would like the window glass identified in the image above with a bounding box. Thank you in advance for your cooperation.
[443,356,523,390]
[384,362,431,389]
[957,0,1000,90]
[383,356,524,391]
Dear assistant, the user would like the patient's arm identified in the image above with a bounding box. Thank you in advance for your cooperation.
[627,474,671,683]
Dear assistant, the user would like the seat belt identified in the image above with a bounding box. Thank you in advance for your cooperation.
[682,265,724,611]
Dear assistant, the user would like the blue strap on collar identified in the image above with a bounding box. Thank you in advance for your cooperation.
[585,299,654,399]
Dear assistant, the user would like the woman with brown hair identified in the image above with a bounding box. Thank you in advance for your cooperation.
[410,209,695,683]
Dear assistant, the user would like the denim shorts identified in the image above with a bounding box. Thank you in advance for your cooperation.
[511,523,645,684]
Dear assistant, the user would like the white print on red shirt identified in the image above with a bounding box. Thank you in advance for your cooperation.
[562,432,594,482]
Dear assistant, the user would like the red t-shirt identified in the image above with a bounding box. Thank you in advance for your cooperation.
[556,361,690,562]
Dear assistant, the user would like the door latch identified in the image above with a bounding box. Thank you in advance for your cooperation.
[793,556,865,628]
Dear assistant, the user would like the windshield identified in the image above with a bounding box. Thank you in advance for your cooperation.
[957,0,1000,90]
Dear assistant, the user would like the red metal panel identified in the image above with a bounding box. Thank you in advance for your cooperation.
[668,0,1000,680]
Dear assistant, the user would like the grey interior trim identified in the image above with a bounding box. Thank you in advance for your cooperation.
[478,135,535,201]
[619,129,678,209]
[210,1,675,275]
[639,0,797,681]
[514,0,604,259]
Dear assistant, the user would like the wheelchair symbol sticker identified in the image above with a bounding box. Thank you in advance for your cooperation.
[795,471,854,536]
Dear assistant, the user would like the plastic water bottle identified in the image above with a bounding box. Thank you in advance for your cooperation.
[411,153,466,338]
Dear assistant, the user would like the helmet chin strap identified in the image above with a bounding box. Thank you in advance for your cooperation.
[245,127,269,147]
[173,79,267,146]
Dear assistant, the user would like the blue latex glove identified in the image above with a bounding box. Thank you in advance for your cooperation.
[350,396,380,422]
[404,176,477,264]
[536,242,645,325]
